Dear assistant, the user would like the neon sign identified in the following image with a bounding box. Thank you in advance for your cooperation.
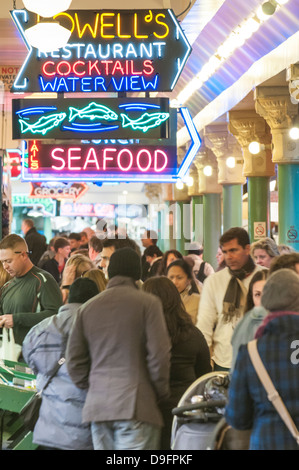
[22,140,178,183]
[11,9,191,93]
[13,98,170,140]
[29,182,88,201]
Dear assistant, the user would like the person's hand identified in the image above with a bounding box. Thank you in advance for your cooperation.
[0,314,13,328]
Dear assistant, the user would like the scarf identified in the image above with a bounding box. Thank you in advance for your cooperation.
[222,256,256,324]
[254,311,299,338]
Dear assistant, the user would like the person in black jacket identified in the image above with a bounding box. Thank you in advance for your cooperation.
[142,276,211,449]
[21,219,47,265]
[42,237,71,285]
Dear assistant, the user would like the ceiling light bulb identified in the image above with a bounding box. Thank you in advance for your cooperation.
[176,180,184,190]
[226,156,236,168]
[248,141,261,154]
[289,127,299,140]
[261,1,277,15]
[185,176,194,187]
[203,165,212,176]
[24,22,71,52]
[22,0,72,17]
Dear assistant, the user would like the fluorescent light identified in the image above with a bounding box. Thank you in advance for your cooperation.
[24,22,71,53]
[23,0,72,17]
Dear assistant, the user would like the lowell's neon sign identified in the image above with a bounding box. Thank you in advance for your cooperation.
[11,9,191,93]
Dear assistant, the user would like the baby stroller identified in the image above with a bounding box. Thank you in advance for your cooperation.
[171,371,250,450]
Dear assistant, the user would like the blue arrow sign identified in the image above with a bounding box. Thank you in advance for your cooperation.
[177,107,202,180]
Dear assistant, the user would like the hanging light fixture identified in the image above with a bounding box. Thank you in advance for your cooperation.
[22,0,72,18]
[24,22,72,52]
[22,0,73,52]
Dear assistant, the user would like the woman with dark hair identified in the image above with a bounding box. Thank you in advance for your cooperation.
[142,277,211,449]
[158,249,183,275]
[230,269,269,373]
[166,258,200,324]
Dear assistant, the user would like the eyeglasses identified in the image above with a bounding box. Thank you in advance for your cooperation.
[14,251,32,255]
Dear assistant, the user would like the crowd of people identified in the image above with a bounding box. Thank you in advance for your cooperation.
[0,220,299,450]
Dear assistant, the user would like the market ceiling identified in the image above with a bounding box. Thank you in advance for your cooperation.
[0,0,298,148]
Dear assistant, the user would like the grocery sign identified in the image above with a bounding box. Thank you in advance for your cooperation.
[11,8,192,93]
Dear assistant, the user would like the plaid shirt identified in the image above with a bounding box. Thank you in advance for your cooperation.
[225,313,299,450]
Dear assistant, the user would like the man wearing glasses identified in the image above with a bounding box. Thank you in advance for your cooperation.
[0,234,63,355]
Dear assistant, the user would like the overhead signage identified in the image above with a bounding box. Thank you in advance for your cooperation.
[60,201,115,218]
[12,97,170,140]
[11,8,191,93]
[22,139,178,183]
[29,182,88,201]
[20,107,200,183]
[12,194,57,217]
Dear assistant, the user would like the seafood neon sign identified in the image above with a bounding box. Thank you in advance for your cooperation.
[12,98,171,140]
[22,140,178,183]
[11,9,191,93]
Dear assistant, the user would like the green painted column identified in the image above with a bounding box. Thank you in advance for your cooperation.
[248,176,270,242]
[174,200,191,255]
[191,195,203,243]
[278,164,299,251]
[222,184,243,232]
[203,193,221,270]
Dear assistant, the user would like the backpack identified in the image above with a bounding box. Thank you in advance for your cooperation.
[196,261,207,283]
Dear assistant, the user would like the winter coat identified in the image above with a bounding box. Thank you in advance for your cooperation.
[25,227,47,266]
[22,303,93,450]
[66,275,171,427]
[225,313,299,450]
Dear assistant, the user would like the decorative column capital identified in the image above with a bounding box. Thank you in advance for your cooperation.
[229,110,275,177]
[254,86,298,129]
[144,183,162,204]
[193,144,222,194]
[255,86,299,163]
[204,124,246,185]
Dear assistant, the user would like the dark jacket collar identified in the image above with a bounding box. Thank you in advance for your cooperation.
[107,275,139,290]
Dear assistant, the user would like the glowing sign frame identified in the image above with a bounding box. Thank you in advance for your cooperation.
[11,9,192,93]
[20,107,200,183]
[12,97,171,140]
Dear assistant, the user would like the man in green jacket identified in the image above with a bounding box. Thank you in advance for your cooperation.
[0,234,63,348]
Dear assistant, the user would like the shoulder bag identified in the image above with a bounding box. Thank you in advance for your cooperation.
[247,339,299,446]
[20,356,65,432]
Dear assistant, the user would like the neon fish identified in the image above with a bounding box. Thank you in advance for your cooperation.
[121,112,169,132]
[19,113,67,135]
[69,103,118,122]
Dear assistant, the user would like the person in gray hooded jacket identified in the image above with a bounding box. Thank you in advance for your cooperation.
[22,277,100,450]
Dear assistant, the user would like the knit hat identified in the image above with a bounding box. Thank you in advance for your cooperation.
[108,247,141,281]
[261,268,299,312]
[68,277,99,304]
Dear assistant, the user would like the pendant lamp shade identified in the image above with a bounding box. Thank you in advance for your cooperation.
[22,0,72,17]
[24,22,71,52]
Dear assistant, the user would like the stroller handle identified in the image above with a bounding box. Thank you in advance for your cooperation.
[172,399,227,417]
